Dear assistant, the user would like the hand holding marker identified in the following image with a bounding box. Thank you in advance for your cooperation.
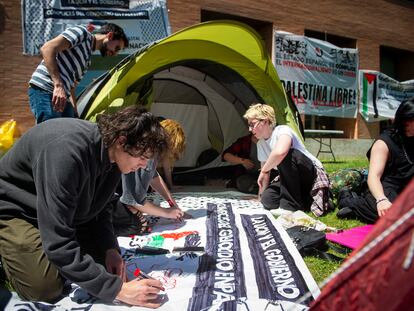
[134,268,165,291]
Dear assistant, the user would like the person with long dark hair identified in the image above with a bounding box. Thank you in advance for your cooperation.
[338,97,414,223]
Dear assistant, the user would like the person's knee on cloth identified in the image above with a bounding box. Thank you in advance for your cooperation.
[19,276,63,302]
[260,186,280,210]
[236,174,257,194]
[6,262,64,302]
[260,190,274,210]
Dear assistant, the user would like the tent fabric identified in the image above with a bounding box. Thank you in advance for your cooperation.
[77,20,302,172]
[310,179,414,311]
[151,67,248,168]
[151,102,211,167]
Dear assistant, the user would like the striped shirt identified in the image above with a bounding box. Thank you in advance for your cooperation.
[29,26,94,97]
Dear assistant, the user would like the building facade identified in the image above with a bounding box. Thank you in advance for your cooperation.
[1,0,413,137]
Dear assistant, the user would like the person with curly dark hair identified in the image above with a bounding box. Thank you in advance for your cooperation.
[338,97,414,223]
[0,106,168,308]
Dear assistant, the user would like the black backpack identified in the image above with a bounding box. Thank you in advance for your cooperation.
[287,226,345,261]
[287,226,326,255]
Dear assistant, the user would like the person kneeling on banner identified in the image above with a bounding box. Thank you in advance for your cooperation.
[243,103,331,216]
[157,119,186,190]
[112,119,189,236]
[0,106,168,308]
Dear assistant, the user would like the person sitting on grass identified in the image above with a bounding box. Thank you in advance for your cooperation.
[337,97,414,223]
[222,133,260,193]
[243,103,331,216]
[0,106,168,308]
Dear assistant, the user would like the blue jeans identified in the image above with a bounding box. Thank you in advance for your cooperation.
[28,86,77,124]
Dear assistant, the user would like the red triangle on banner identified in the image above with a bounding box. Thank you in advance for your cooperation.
[364,73,376,84]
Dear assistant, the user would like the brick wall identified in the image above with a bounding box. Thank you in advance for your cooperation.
[0,1,38,136]
[1,0,413,137]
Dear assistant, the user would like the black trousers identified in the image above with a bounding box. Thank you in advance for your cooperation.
[261,149,316,211]
[235,171,260,194]
[339,187,399,224]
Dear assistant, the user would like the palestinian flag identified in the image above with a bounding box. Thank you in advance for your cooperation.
[360,71,378,120]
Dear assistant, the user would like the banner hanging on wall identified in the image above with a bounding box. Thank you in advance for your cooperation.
[274,31,359,118]
[359,70,414,122]
[22,0,170,56]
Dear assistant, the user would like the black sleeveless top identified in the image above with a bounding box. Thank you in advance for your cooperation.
[367,129,414,194]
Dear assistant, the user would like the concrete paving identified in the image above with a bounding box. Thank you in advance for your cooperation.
[304,138,374,161]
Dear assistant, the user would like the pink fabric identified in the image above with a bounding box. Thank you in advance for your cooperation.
[326,225,374,249]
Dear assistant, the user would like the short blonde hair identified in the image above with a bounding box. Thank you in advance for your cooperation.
[160,119,186,163]
[243,103,276,127]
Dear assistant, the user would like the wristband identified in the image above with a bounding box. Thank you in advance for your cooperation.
[167,199,175,207]
[376,197,388,204]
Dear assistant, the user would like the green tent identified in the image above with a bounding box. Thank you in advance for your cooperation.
[78,20,302,172]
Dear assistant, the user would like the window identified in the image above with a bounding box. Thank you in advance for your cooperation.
[304,30,356,49]
[380,46,414,81]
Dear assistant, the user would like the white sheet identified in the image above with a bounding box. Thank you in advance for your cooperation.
[4,194,319,311]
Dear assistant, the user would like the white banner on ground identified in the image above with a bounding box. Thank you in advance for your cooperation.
[5,196,319,311]
[22,0,170,56]
[359,70,414,122]
[274,31,359,118]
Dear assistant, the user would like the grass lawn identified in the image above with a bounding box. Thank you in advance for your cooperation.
[303,157,369,284]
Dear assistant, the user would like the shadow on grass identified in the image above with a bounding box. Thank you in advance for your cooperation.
[322,160,346,164]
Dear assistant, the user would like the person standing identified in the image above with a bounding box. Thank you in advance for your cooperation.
[0,106,169,308]
[28,23,129,123]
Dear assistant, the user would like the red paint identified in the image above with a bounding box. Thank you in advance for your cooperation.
[134,268,141,277]
[161,231,198,240]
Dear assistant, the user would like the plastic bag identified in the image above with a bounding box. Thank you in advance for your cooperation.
[276,210,336,231]
[0,119,16,152]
